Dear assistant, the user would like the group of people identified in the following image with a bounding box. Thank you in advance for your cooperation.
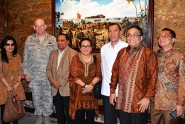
[0,18,184,124]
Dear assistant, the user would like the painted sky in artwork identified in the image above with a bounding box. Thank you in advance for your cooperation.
[56,0,148,19]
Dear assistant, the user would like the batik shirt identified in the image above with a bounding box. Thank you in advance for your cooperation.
[0,54,26,105]
[69,54,101,119]
[110,45,157,113]
[155,48,185,110]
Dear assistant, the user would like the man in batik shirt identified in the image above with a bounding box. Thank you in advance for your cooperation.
[109,25,157,124]
[151,28,185,124]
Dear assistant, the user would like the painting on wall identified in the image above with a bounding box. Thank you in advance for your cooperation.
[52,0,154,51]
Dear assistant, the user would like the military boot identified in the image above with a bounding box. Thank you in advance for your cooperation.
[35,115,43,124]
[43,116,50,124]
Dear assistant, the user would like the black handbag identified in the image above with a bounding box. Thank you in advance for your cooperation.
[93,55,102,99]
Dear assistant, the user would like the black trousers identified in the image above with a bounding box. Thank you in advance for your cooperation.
[0,104,18,124]
[53,91,72,124]
[73,109,95,124]
[119,110,148,124]
[102,95,118,124]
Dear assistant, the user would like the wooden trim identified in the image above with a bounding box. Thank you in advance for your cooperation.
[147,0,154,49]
[51,0,55,35]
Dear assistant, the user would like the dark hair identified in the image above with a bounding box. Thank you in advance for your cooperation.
[125,25,143,36]
[162,28,176,38]
[0,36,18,63]
[57,33,70,41]
[108,23,121,31]
[79,38,92,47]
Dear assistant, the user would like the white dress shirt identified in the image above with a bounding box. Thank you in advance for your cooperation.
[101,40,128,96]
[57,48,67,70]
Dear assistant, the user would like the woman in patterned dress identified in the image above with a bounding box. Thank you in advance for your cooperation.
[69,38,101,124]
[0,36,26,124]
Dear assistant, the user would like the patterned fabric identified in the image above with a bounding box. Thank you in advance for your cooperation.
[110,45,157,113]
[23,33,57,116]
[155,49,185,110]
[0,54,26,105]
[23,33,57,76]
[69,54,101,119]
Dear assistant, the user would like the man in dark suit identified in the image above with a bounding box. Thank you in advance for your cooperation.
[46,33,77,124]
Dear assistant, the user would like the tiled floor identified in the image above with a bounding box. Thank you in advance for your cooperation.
[19,113,57,124]
[0,112,57,124]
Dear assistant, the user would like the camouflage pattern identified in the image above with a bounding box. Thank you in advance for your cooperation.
[23,33,57,116]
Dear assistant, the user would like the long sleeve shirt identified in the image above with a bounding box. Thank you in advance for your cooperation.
[101,40,128,96]
[155,48,185,110]
[23,33,57,78]
[110,45,157,113]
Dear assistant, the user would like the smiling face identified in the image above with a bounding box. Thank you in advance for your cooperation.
[108,24,122,43]
[80,40,92,55]
[4,40,15,54]
[57,35,69,51]
[33,18,47,35]
[158,30,176,50]
[126,27,143,48]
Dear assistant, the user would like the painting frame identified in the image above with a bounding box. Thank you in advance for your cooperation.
[52,0,154,52]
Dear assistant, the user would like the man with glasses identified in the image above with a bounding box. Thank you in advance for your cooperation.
[101,23,128,124]
[109,25,157,124]
[151,28,185,124]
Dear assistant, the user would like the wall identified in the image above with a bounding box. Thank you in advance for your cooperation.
[2,0,185,53]
[0,0,7,40]
[153,0,185,52]
[6,0,53,55]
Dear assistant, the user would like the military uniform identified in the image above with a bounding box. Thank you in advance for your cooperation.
[23,33,57,116]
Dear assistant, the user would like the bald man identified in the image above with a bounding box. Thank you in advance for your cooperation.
[23,18,57,124]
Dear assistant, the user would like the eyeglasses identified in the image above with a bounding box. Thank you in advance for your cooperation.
[126,34,141,38]
[5,43,15,46]
[81,45,91,48]
[158,35,172,39]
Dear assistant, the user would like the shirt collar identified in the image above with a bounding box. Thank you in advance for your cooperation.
[108,40,122,48]
[126,44,143,53]
[58,46,68,54]
[160,48,174,54]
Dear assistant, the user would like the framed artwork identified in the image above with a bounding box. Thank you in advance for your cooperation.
[52,0,154,52]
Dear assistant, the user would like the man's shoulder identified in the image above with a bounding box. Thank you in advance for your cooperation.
[67,47,78,54]
[101,42,110,50]
[117,40,128,48]
[173,50,185,58]
[117,47,127,54]
[50,50,58,56]
[142,46,154,53]
[142,47,157,59]
[46,33,55,39]
[26,34,36,42]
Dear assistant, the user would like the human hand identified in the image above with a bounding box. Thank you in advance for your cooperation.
[52,80,61,89]
[138,97,150,112]
[12,81,21,91]
[109,94,117,106]
[82,84,93,94]
[24,74,30,83]
[176,105,184,117]
[6,85,13,93]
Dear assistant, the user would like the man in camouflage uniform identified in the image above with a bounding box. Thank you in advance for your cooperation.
[23,18,57,124]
